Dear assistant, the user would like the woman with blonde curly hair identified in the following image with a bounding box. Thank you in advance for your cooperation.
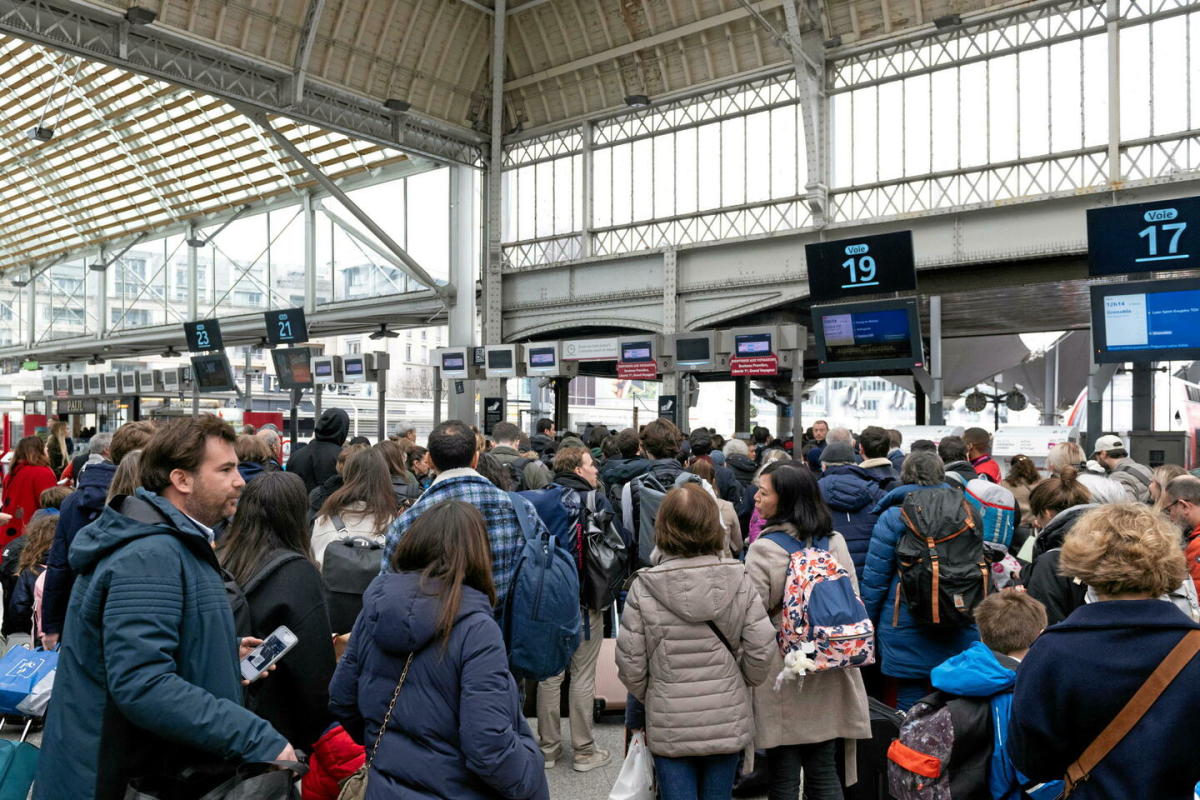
[1009,503,1200,799]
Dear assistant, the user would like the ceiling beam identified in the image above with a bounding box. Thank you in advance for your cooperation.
[289,0,327,105]
[504,0,785,92]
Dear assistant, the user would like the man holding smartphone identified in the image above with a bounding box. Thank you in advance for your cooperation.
[37,416,294,800]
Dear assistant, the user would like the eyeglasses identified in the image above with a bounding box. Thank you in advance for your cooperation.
[1165,499,1183,513]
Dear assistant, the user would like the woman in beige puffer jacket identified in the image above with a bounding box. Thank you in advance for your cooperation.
[616,483,776,799]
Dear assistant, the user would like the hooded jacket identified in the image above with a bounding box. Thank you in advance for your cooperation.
[818,464,890,579]
[36,490,286,800]
[725,454,758,488]
[287,408,349,492]
[861,484,980,679]
[41,459,117,638]
[600,456,652,495]
[237,460,266,484]
[328,572,548,800]
[1022,504,1095,626]
[490,446,552,491]
[529,432,556,459]
[1009,600,1200,800]
[615,554,775,757]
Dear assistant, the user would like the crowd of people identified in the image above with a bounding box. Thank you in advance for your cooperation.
[1,410,1197,799]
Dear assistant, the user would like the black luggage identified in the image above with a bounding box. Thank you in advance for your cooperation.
[842,697,904,799]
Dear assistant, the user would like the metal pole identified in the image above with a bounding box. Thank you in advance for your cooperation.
[244,348,252,412]
[1132,362,1153,431]
[377,368,387,443]
[553,376,570,433]
[191,380,199,418]
[929,295,944,426]
[1106,0,1121,184]
[289,387,300,447]
[432,368,443,427]
[734,378,750,435]
[313,382,322,423]
[1043,342,1055,425]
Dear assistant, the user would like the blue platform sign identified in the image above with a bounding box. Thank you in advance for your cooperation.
[264,307,308,345]
[1087,196,1200,276]
[184,318,223,352]
[804,231,916,302]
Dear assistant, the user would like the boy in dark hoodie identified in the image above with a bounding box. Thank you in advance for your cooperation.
[287,407,350,492]
[891,589,1060,800]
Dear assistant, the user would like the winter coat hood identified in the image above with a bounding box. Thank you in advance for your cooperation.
[367,571,494,655]
[725,454,758,484]
[530,433,556,453]
[870,482,951,515]
[553,472,594,493]
[237,460,265,483]
[74,459,116,514]
[314,408,350,445]
[601,456,652,484]
[635,554,750,623]
[931,641,1016,697]
[1034,503,1097,555]
[820,465,888,512]
[69,489,216,574]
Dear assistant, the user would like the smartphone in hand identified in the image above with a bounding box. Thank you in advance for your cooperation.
[240,626,298,683]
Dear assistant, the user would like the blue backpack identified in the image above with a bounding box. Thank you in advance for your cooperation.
[519,485,584,570]
[503,492,581,680]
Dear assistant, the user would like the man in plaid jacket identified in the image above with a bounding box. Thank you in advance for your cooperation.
[382,419,548,607]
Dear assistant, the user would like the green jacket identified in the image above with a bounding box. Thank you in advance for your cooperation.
[36,489,286,800]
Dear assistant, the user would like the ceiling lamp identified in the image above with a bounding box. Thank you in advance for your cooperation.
[161,346,181,358]
[88,354,105,365]
[26,126,53,142]
[384,99,411,112]
[369,323,400,340]
[624,94,651,109]
[125,6,157,25]
[933,13,962,28]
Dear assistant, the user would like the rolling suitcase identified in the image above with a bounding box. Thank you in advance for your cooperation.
[592,606,626,721]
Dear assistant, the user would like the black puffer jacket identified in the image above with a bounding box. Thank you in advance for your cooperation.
[286,408,349,492]
[725,454,757,488]
[1022,504,1096,625]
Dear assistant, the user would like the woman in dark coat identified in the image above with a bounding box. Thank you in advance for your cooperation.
[218,470,336,752]
[329,501,548,800]
[1009,503,1200,799]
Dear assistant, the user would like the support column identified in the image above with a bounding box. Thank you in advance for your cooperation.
[1086,341,1119,451]
[1106,0,1121,185]
[553,376,570,433]
[24,280,35,348]
[1131,362,1153,431]
[377,367,388,443]
[581,121,594,258]
[448,165,479,425]
[734,378,750,435]
[432,368,443,427]
[303,193,317,314]
[915,383,927,425]
[481,0,507,423]
[289,387,300,446]
[792,367,805,447]
[187,224,199,321]
[313,382,323,422]
[929,295,944,426]
[1043,342,1057,426]
[661,249,679,412]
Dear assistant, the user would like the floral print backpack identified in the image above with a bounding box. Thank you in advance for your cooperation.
[763,532,875,677]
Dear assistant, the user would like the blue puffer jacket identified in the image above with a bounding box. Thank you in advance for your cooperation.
[861,483,979,680]
[818,465,889,579]
[329,572,548,800]
[41,459,116,638]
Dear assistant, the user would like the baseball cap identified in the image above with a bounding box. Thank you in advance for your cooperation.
[1092,434,1125,455]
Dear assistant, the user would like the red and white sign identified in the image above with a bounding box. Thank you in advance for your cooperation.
[617,361,658,380]
[729,355,779,376]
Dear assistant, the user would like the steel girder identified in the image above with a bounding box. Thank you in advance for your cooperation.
[0,0,486,166]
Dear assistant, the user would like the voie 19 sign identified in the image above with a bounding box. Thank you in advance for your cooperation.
[1087,196,1200,276]
[804,230,916,302]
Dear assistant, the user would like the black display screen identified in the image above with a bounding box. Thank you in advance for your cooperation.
[184,319,223,352]
[87,375,101,393]
[344,358,364,376]
[441,352,466,372]
[103,375,118,393]
[272,347,313,389]
[675,337,711,364]
[813,298,924,375]
[120,373,136,391]
[621,341,653,363]
[264,308,308,345]
[529,347,556,368]
[487,349,514,370]
[71,376,85,394]
[1087,196,1200,276]
[313,360,333,379]
[805,230,916,302]
[191,354,236,392]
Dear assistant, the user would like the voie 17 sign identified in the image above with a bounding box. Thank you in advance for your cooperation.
[804,230,916,302]
[1087,196,1200,276]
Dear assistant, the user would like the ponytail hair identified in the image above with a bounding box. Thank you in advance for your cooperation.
[1029,466,1091,518]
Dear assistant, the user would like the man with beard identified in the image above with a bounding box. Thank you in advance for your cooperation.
[1163,475,1200,595]
[37,415,292,800]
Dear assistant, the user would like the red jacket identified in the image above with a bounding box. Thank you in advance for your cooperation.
[302,724,365,800]
[1,462,56,543]
[1187,525,1200,596]
[971,455,1002,483]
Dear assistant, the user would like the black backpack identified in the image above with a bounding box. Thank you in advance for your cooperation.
[887,689,991,799]
[321,514,384,634]
[506,459,528,492]
[895,487,991,626]
[580,491,630,612]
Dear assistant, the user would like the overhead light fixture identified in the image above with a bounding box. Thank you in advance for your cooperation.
[185,237,207,248]
[933,13,962,28]
[161,346,180,358]
[26,126,53,142]
[125,6,157,25]
[369,323,400,340]
[88,354,105,365]
[624,94,651,108]
[823,35,842,48]
[384,98,411,112]
[10,279,28,288]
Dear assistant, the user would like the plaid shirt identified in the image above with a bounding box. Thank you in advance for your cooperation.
[381,472,547,607]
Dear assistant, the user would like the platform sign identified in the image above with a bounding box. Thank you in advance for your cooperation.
[730,354,779,376]
[1087,196,1200,276]
[805,231,916,302]
[264,307,308,345]
[484,397,504,435]
[617,361,658,380]
[184,318,223,352]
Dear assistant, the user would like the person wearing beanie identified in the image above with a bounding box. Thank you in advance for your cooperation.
[816,437,895,579]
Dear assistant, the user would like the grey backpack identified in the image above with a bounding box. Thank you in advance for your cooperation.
[630,471,703,567]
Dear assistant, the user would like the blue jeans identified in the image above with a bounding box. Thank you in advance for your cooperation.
[653,752,741,800]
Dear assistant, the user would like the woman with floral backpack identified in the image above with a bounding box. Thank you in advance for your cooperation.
[745,460,871,800]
